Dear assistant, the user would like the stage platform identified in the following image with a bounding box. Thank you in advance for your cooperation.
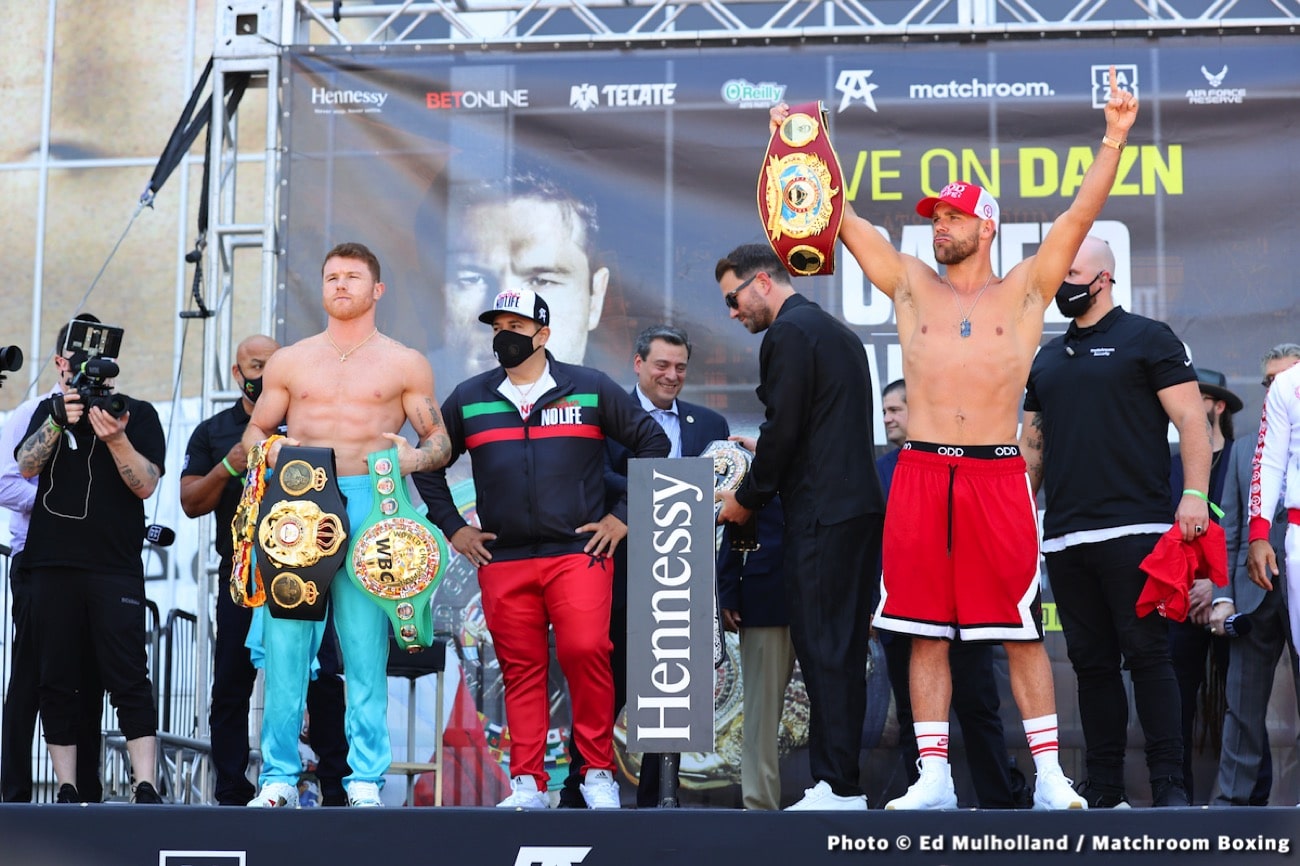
[2,803,1298,866]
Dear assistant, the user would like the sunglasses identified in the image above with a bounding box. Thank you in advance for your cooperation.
[724,274,759,310]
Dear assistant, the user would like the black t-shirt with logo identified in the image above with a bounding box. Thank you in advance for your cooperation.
[21,396,167,575]
[1024,306,1196,540]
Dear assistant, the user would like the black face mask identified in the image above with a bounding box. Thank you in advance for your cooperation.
[493,329,538,369]
[238,367,263,403]
[1054,271,1104,319]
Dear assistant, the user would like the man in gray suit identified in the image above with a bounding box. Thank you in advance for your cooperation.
[1212,342,1300,806]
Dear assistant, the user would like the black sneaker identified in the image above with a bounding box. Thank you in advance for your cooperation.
[56,784,80,804]
[1150,775,1189,807]
[132,781,164,804]
[1077,779,1130,809]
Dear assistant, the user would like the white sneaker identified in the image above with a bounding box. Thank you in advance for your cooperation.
[498,775,550,810]
[784,780,868,811]
[346,780,384,808]
[580,769,620,809]
[884,765,958,810]
[247,781,299,808]
[1033,768,1088,810]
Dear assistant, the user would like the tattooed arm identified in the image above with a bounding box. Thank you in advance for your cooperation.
[1020,410,1046,495]
[387,351,452,476]
[91,407,161,499]
[16,414,66,479]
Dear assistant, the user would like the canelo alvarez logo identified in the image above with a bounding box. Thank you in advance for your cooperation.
[834,70,879,113]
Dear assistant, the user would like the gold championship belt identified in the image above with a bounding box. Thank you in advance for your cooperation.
[254,446,350,621]
[757,100,845,277]
[230,434,284,608]
[345,447,450,652]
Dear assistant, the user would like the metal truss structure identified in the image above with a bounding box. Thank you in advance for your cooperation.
[187,0,1292,791]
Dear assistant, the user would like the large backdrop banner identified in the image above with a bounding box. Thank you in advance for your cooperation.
[279,35,1299,806]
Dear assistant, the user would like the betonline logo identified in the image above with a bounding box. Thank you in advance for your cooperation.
[311,87,388,109]
[721,78,787,108]
[909,78,1054,99]
[425,89,530,110]
[569,83,677,110]
[514,847,593,866]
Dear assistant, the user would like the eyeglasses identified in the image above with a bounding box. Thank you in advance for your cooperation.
[724,274,759,310]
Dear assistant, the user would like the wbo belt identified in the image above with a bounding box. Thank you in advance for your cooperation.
[255,446,350,621]
[345,447,449,653]
[757,100,845,277]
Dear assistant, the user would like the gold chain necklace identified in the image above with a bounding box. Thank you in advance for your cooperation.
[943,272,994,338]
[325,327,378,362]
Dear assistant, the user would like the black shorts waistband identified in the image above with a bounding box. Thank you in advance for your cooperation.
[903,441,1020,460]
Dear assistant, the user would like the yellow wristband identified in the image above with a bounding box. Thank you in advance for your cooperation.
[1102,135,1126,151]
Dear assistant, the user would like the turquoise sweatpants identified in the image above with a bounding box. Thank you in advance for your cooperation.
[251,474,391,787]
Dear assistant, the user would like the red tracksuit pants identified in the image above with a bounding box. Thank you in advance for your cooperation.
[478,553,615,789]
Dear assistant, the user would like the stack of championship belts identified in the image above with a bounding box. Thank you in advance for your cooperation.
[758,100,845,277]
[703,439,760,669]
[230,441,448,652]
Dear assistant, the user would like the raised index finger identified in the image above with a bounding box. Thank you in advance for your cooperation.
[1108,64,1118,99]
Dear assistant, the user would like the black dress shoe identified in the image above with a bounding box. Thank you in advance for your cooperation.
[132,781,164,804]
[56,784,80,804]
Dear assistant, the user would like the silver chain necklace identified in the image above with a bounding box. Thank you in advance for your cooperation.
[943,272,994,338]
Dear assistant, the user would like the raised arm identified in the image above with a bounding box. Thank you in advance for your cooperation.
[767,103,909,300]
[1025,65,1139,302]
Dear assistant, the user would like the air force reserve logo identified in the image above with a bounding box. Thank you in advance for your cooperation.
[570,83,599,111]
[835,69,879,113]
[514,847,593,866]
[1187,64,1246,105]
[1091,64,1138,108]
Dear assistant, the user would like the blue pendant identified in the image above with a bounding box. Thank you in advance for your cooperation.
[960,319,972,338]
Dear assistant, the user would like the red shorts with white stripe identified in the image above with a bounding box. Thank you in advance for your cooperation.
[873,443,1043,642]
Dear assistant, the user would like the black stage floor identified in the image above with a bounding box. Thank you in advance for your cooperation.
[2,803,1299,866]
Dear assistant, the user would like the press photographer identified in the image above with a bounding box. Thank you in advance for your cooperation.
[0,320,103,803]
[12,315,166,804]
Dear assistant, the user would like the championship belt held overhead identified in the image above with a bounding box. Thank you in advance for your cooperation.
[757,101,845,277]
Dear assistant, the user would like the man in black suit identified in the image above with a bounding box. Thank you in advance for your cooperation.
[1212,343,1300,805]
[559,324,731,807]
[715,244,886,810]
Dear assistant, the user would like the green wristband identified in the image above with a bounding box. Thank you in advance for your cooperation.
[45,417,63,433]
[1182,488,1225,520]
[221,456,241,478]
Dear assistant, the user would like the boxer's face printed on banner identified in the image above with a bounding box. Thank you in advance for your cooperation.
[444,196,608,376]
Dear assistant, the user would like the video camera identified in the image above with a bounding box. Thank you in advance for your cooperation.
[63,320,129,422]
[0,344,21,389]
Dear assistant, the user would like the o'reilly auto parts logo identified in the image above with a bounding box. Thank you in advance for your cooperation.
[721,78,786,108]
[908,77,1054,100]
[1091,64,1139,108]
[310,86,388,114]
[569,82,677,111]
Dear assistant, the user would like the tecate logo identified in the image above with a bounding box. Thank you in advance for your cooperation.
[569,83,677,111]
[721,78,787,108]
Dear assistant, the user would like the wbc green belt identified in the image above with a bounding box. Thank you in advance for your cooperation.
[345,447,449,652]
[255,446,350,621]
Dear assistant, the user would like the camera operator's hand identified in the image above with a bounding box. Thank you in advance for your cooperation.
[87,405,129,443]
[59,390,85,428]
